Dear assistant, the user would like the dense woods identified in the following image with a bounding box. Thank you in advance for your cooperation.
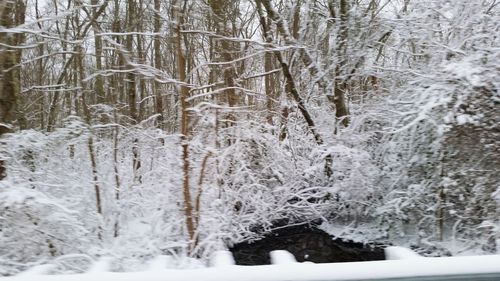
[0,0,499,275]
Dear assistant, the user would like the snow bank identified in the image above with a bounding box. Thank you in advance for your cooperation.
[3,253,500,281]
[384,246,423,260]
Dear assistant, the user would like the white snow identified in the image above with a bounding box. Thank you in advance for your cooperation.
[87,258,112,273]
[16,265,54,277]
[210,251,235,267]
[3,253,500,281]
[269,250,297,264]
[147,256,172,271]
[384,246,423,260]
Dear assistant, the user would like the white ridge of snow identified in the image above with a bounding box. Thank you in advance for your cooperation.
[147,255,172,271]
[385,246,423,260]
[87,257,113,273]
[17,264,54,276]
[3,254,500,281]
[210,251,235,267]
[270,250,297,264]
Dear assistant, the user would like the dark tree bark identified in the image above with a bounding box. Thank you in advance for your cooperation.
[256,0,332,177]
[260,0,350,128]
[153,0,164,129]
[174,0,196,252]
[0,0,26,179]
[256,0,322,145]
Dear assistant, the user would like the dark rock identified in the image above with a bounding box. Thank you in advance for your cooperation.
[229,223,385,265]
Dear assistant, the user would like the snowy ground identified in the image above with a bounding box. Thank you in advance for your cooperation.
[2,249,500,281]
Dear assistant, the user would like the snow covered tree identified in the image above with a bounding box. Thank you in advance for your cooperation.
[374,0,499,252]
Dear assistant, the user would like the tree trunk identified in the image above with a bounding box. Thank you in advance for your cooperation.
[153,0,164,129]
[0,0,26,179]
[126,0,142,183]
[113,112,121,237]
[208,0,240,133]
[257,0,332,176]
[256,0,322,145]
[333,0,350,127]
[264,51,277,126]
[91,0,106,104]
[260,0,349,127]
[75,43,103,240]
[174,0,196,252]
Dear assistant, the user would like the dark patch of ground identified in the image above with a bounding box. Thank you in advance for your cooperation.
[230,222,385,265]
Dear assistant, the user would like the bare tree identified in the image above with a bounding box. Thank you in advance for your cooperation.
[153,0,164,130]
[173,0,196,251]
[0,0,26,179]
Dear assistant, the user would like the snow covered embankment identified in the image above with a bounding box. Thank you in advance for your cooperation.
[2,248,500,281]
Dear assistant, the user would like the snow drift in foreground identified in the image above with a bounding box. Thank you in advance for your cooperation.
[3,250,500,281]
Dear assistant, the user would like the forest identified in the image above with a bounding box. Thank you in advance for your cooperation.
[0,0,499,275]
